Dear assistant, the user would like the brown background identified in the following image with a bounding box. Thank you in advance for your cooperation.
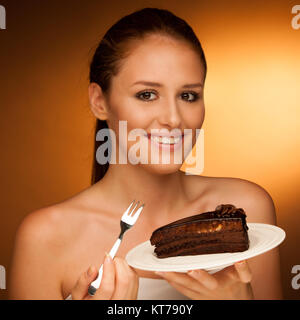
[0,0,299,300]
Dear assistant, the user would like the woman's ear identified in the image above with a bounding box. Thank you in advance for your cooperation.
[88,82,109,120]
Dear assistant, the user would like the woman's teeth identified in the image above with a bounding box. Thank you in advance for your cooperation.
[150,135,181,144]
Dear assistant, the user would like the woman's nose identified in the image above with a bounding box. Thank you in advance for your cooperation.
[158,99,182,129]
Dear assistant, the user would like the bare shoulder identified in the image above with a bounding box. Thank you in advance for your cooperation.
[13,183,112,246]
[15,204,64,239]
[9,187,118,299]
[185,174,277,225]
[9,190,93,299]
[207,176,277,225]
[9,204,69,299]
[12,188,112,264]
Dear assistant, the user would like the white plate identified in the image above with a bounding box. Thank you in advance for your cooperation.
[125,223,286,273]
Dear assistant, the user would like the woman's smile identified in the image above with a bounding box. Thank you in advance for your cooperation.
[146,132,184,151]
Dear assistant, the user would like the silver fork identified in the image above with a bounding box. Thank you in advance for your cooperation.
[88,200,145,296]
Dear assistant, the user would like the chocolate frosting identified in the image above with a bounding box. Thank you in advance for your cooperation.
[215,204,246,217]
[152,204,248,233]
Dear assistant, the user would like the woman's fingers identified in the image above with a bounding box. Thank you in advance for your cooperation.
[122,261,139,299]
[213,261,252,288]
[111,258,139,300]
[129,273,139,299]
[187,269,219,290]
[94,253,115,300]
[110,257,130,300]
[234,260,252,283]
[72,255,139,300]
[213,265,240,287]
[155,271,208,295]
[153,261,253,300]
[71,265,98,300]
[167,280,205,300]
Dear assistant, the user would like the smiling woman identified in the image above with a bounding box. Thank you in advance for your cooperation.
[89,8,207,181]
[8,7,282,300]
[89,34,206,175]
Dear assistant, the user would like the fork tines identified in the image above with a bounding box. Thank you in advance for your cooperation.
[122,200,145,225]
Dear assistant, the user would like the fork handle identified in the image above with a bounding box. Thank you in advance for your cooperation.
[88,238,122,295]
[108,238,122,259]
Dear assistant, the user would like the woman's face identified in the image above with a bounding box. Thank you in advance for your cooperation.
[104,34,205,174]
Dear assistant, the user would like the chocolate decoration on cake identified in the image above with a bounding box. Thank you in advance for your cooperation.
[150,204,249,258]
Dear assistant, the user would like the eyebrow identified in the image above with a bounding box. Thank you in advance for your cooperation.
[131,81,203,88]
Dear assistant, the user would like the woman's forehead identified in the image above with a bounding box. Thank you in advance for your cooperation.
[115,36,205,86]
[124,34,197,62]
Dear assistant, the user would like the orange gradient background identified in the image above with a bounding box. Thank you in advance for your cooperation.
[0,0,299,299]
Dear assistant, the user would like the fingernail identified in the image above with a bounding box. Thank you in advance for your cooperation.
[237,260,245,265]
[104,251,112,263]
[155,271,164,277]
[87,265,95,277]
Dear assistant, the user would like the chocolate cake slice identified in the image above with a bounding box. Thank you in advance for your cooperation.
[150,204,249,258]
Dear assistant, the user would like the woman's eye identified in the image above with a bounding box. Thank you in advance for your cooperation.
[136,91,156,101]
[136,90,200,102]
[181,92,200,102]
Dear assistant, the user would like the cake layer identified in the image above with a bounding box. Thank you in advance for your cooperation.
[150,204,249,258]
[155,240,249,258]
[154,230,248,251]
[151,219,246,247]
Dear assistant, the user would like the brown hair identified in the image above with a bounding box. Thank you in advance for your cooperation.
[89,7,207,184]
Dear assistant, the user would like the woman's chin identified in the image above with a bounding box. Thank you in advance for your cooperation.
[138,162,183,175]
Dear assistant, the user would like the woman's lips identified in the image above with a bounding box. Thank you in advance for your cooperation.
[146,133,184,151]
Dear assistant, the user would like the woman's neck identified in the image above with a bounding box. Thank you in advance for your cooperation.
[95,163,190,221]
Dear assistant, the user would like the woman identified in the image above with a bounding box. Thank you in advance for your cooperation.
[8,7,282,300]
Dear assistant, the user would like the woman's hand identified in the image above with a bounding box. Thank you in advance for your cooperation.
[71,254,139,300]
[155,260,254,300]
